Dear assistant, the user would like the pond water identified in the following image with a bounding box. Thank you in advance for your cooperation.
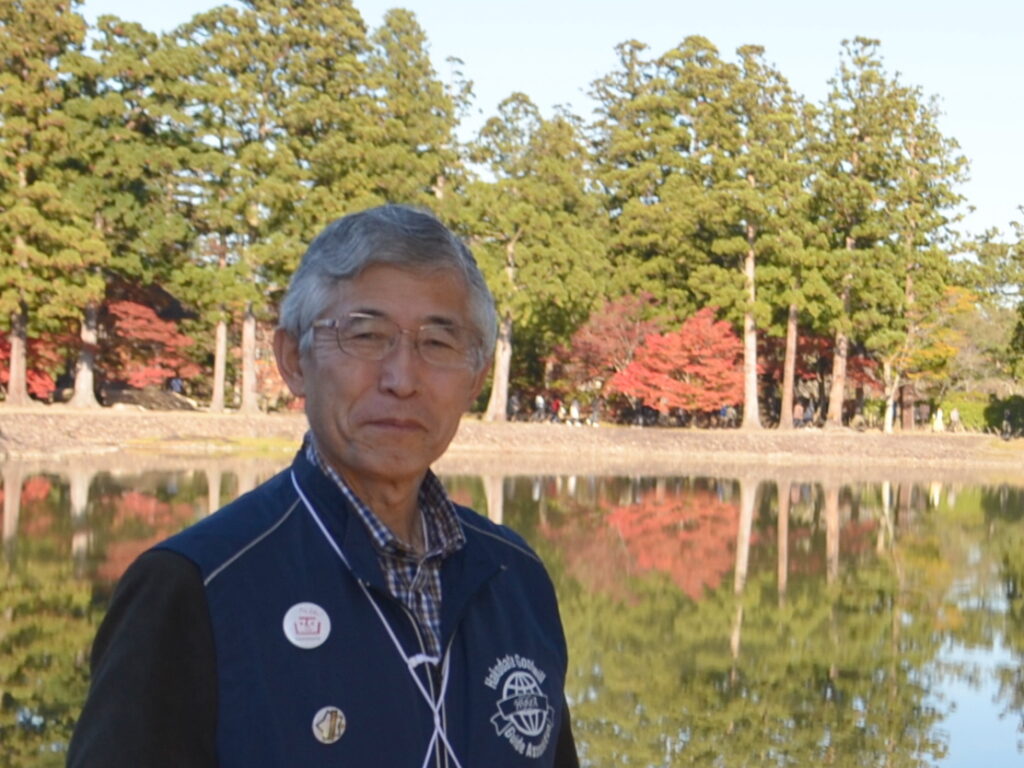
[1,453,1022,767]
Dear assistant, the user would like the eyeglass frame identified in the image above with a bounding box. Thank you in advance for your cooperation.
[310,312,484,370]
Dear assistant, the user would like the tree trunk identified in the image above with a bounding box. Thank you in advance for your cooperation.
[778,303,799,429]
[483,314,512,422]
[825,482,840,585]
[826,325,848,427]
[878,480,894,553]
[2,463,23,544]
[826,254,853,427]
[741,238,761,429]
[69,303,100,408]
[235,463,258,497]
[882,360,899,434]
[5,307,30,406]
[210,317,228,412]
[206,467,222,516]
[239,304,259,413]
[900,382,914,431]
[734,476,757,594]
[69,466,91,520]
[777,478,790,604]
[483,474,504,524]
[730,476,757,669]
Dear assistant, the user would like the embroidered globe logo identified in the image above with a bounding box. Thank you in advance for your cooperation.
[502,671,547,737]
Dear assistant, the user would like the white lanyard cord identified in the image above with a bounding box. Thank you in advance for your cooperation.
[291,471,464,768]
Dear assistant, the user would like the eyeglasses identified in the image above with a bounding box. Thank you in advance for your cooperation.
[312,313,481,370]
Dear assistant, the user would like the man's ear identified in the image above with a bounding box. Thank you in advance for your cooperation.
[274,328,306,397]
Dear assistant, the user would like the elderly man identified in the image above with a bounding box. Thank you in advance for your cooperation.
[68,205,579,767]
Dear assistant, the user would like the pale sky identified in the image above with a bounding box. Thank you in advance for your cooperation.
[80,0,1023,238]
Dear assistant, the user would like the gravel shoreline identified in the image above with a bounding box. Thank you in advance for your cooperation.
[2,405,1022,482]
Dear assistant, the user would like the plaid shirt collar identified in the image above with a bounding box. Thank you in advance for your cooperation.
[303,433,466,559]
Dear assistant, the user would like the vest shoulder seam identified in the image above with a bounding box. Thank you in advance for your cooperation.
[203,497,301,587]
[459,518,542,565]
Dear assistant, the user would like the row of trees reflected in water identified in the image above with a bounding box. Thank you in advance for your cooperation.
[1,459,1023,767]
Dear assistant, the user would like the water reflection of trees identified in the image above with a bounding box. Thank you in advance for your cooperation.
[1,470,92,767]
[978,485,1024,751]
[527,475,957,767]
[0,458,285,765]
[3,461,1024,765]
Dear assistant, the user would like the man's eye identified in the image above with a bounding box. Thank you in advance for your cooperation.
[346,330,389,343]
[421,330,461,350]
[422,337,457,350]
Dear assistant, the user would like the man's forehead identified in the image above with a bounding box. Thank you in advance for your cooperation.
[328,264,470,322]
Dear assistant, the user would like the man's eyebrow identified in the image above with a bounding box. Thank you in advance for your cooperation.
[423,314,459,327]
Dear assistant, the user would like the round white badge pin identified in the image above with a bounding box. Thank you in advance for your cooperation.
[312,705,346,744]
[282,602,331,649]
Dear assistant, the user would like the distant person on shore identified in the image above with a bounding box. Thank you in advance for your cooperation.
[534,392,546,422]
[569,398,581,426]
[949,406,961,432]
[802,400,816,427]
[507,389,521,421]
[68,205,579,768]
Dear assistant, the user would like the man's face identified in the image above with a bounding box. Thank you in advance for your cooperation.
[275,263,488,495]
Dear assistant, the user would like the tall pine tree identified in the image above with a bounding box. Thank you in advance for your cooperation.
[466,94,607,420]
[813,39,905,426]
[61,16,194,406]
[0,0,104,405]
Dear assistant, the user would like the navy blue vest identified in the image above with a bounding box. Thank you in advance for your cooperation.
[159,451,569,767]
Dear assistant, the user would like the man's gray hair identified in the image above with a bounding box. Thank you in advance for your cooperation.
[278,204,497,369]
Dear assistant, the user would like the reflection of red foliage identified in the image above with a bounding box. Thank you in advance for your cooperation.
[605,488,746,600]
[110,490,196,528]
[784,518,879,577]
[541,508,638,602]
[96,490,197,581]
[539,484,747,601]
[21,476,53,503]
[97,534,169,582]
[12,477,58,536]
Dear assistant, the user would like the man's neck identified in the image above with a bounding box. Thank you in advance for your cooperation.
[341,470,426,552]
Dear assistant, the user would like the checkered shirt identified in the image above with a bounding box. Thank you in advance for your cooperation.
[305,435,466,657]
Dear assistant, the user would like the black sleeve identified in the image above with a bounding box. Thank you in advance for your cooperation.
[67,550,218,768]
[554,698,580,768]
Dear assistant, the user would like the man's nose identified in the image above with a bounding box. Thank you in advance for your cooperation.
[377,332,420,396]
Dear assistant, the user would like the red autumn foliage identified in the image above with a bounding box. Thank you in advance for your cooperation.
[101,301,201,389]
[0,334,64,400]
[550,293,661,392]
[609,307,743,413]
[759,333,882,393]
